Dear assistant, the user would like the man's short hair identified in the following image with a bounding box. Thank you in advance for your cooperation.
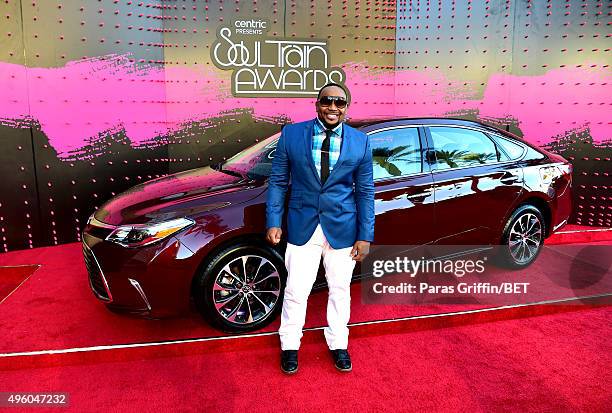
[317,82,349,103]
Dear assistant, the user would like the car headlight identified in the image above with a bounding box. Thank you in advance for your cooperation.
[106,217,195,248]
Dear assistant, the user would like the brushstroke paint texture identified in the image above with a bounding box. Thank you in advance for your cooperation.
[479,68,611,146]
[1,56,168,155]
[0,55,610,159]
[1,63,31,127]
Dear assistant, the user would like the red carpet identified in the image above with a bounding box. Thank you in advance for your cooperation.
[0,303,610,412]
[0,225,610,411]
[0,264,39,303]
[0,225,610,355]
[546,224,612,245]
[0,242,484,353]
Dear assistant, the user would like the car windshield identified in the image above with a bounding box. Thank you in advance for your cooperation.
[219,132,280,180]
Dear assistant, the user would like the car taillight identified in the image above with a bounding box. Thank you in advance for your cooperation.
[539,166,557,184]
[557,163,572,176]
[539,164,571,185]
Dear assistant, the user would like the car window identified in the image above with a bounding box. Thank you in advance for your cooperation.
[490,135,525,160]
[369,127,422,180]
[429,127,499,170]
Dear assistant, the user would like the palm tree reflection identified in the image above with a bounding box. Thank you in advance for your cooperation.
[434,149,496,169]
[372,146,420,177]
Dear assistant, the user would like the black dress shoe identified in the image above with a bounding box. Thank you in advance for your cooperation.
[281,350,298,374]
[330,349,352,372]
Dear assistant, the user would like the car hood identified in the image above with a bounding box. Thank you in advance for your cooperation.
[94,167,262,226]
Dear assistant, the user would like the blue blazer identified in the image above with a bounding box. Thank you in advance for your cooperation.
[266,119,375,249]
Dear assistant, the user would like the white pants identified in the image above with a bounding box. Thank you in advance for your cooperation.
[279,224,356,350]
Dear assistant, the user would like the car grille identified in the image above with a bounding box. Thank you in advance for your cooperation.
[83,243,112,301]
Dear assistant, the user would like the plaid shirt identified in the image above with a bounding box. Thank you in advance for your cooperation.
[312,118,343,179]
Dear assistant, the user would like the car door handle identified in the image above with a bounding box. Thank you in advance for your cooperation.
[406,189,433,199]
[500,172,520,184]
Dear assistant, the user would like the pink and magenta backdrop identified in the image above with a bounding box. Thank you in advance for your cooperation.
[0,0,610,251]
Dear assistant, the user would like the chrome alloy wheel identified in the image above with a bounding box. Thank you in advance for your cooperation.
[213,255,281,325]
[508,212,543,265]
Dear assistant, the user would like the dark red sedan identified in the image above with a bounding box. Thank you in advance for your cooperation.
[82,118,572,331]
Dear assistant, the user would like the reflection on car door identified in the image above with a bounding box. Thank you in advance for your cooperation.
[425,126,524,245]
[369,126,436,246]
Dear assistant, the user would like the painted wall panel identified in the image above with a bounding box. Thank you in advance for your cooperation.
[0,0,41,251]
[0,0,609,251]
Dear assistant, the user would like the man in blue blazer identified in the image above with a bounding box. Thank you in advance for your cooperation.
[266,83,375,374]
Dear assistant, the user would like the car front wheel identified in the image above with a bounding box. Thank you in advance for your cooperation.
[499,205,546,268]
[194,242,286,332]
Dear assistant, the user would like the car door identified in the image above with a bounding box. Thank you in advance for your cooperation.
[425,125,524,245]
[367,125,436,246]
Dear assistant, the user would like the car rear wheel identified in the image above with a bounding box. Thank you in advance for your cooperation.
[499,205,546,268]
[194,242,286,332]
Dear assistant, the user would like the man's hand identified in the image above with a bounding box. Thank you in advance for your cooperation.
[266,227,282,245]
[350,241,370,261]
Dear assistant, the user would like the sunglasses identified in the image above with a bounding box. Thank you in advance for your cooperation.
[318,96,348,108]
